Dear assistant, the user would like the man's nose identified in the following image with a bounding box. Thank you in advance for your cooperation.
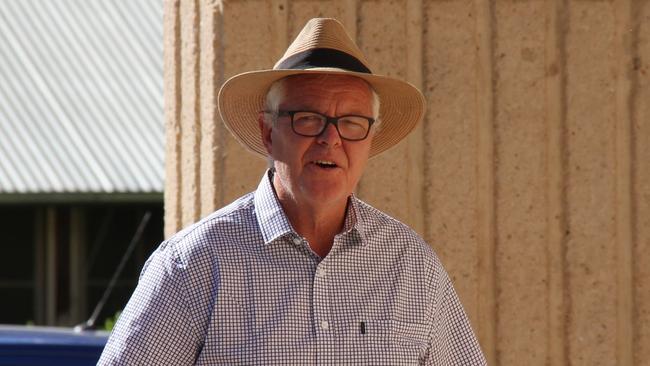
[316,122,342,146]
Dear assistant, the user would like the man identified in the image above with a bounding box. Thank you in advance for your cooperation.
[99,18,486,365]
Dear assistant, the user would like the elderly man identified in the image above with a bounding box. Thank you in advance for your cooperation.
[99,18,486,365]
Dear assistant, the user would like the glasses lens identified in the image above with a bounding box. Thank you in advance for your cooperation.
[289,111,372,140]
[292,112,326,136]
[337,116,370,140]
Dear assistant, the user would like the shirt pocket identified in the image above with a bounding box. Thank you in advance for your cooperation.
[339,319,429,365]
[389,320,429,350]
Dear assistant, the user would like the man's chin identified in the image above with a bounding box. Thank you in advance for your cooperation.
[300,185,349,207]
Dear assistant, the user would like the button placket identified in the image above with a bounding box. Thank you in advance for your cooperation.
[312,260,333,363]
[316,267,327,278]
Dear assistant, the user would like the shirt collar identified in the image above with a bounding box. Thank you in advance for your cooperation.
[253,169,368,246]
[254,170,295,245]
[341,194,368,246]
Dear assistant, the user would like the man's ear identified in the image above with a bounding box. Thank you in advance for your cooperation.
[258,112,272,155]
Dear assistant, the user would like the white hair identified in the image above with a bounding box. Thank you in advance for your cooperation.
[263,75,381,128]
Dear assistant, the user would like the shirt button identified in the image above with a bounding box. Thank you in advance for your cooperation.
[316,267,327,278]
[292,237,301,245]
[320,320,329,330]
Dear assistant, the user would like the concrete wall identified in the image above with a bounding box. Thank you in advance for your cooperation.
[163,0,650,364]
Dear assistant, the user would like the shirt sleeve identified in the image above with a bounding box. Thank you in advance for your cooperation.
[425,278,488,366]
[97,242,202,365]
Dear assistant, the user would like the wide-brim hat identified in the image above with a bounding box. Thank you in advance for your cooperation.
[218,17,426,158]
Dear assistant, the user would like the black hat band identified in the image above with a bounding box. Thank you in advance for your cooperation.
[275,48,372,74]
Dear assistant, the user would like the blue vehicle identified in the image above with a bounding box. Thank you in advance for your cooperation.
[0,325,108,366]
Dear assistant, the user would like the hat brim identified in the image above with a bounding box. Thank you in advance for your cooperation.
[217,68,426,158]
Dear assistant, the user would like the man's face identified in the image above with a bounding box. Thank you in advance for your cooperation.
[260,74,375,209]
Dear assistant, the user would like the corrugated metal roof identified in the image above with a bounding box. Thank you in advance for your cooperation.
[0,0,163,195]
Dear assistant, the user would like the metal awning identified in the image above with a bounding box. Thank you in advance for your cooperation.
[0,0,163,198]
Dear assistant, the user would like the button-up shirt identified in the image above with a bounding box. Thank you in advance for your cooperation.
[99,171,487,365]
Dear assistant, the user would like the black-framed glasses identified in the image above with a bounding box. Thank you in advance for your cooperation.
[275,110,375,141]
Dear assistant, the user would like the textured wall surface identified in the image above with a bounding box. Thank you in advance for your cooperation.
[163,0,650,364]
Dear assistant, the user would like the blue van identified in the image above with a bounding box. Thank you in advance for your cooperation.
[0,325,108,366]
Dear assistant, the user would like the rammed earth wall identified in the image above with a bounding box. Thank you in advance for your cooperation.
[163,1,650,364]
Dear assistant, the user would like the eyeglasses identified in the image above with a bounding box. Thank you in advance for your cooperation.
[274,110,375,141]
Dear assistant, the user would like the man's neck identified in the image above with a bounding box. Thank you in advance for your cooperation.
[272,176,348,258]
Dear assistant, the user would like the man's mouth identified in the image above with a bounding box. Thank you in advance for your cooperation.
[312,160,338,169]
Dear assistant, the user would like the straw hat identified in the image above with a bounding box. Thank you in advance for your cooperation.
[217,17,426,158]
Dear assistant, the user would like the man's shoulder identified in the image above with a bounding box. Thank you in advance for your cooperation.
[355,198,423,240]
[354,198,438,261]
[159,192,258,261]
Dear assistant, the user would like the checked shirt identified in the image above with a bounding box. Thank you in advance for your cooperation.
[99,170,487,365]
